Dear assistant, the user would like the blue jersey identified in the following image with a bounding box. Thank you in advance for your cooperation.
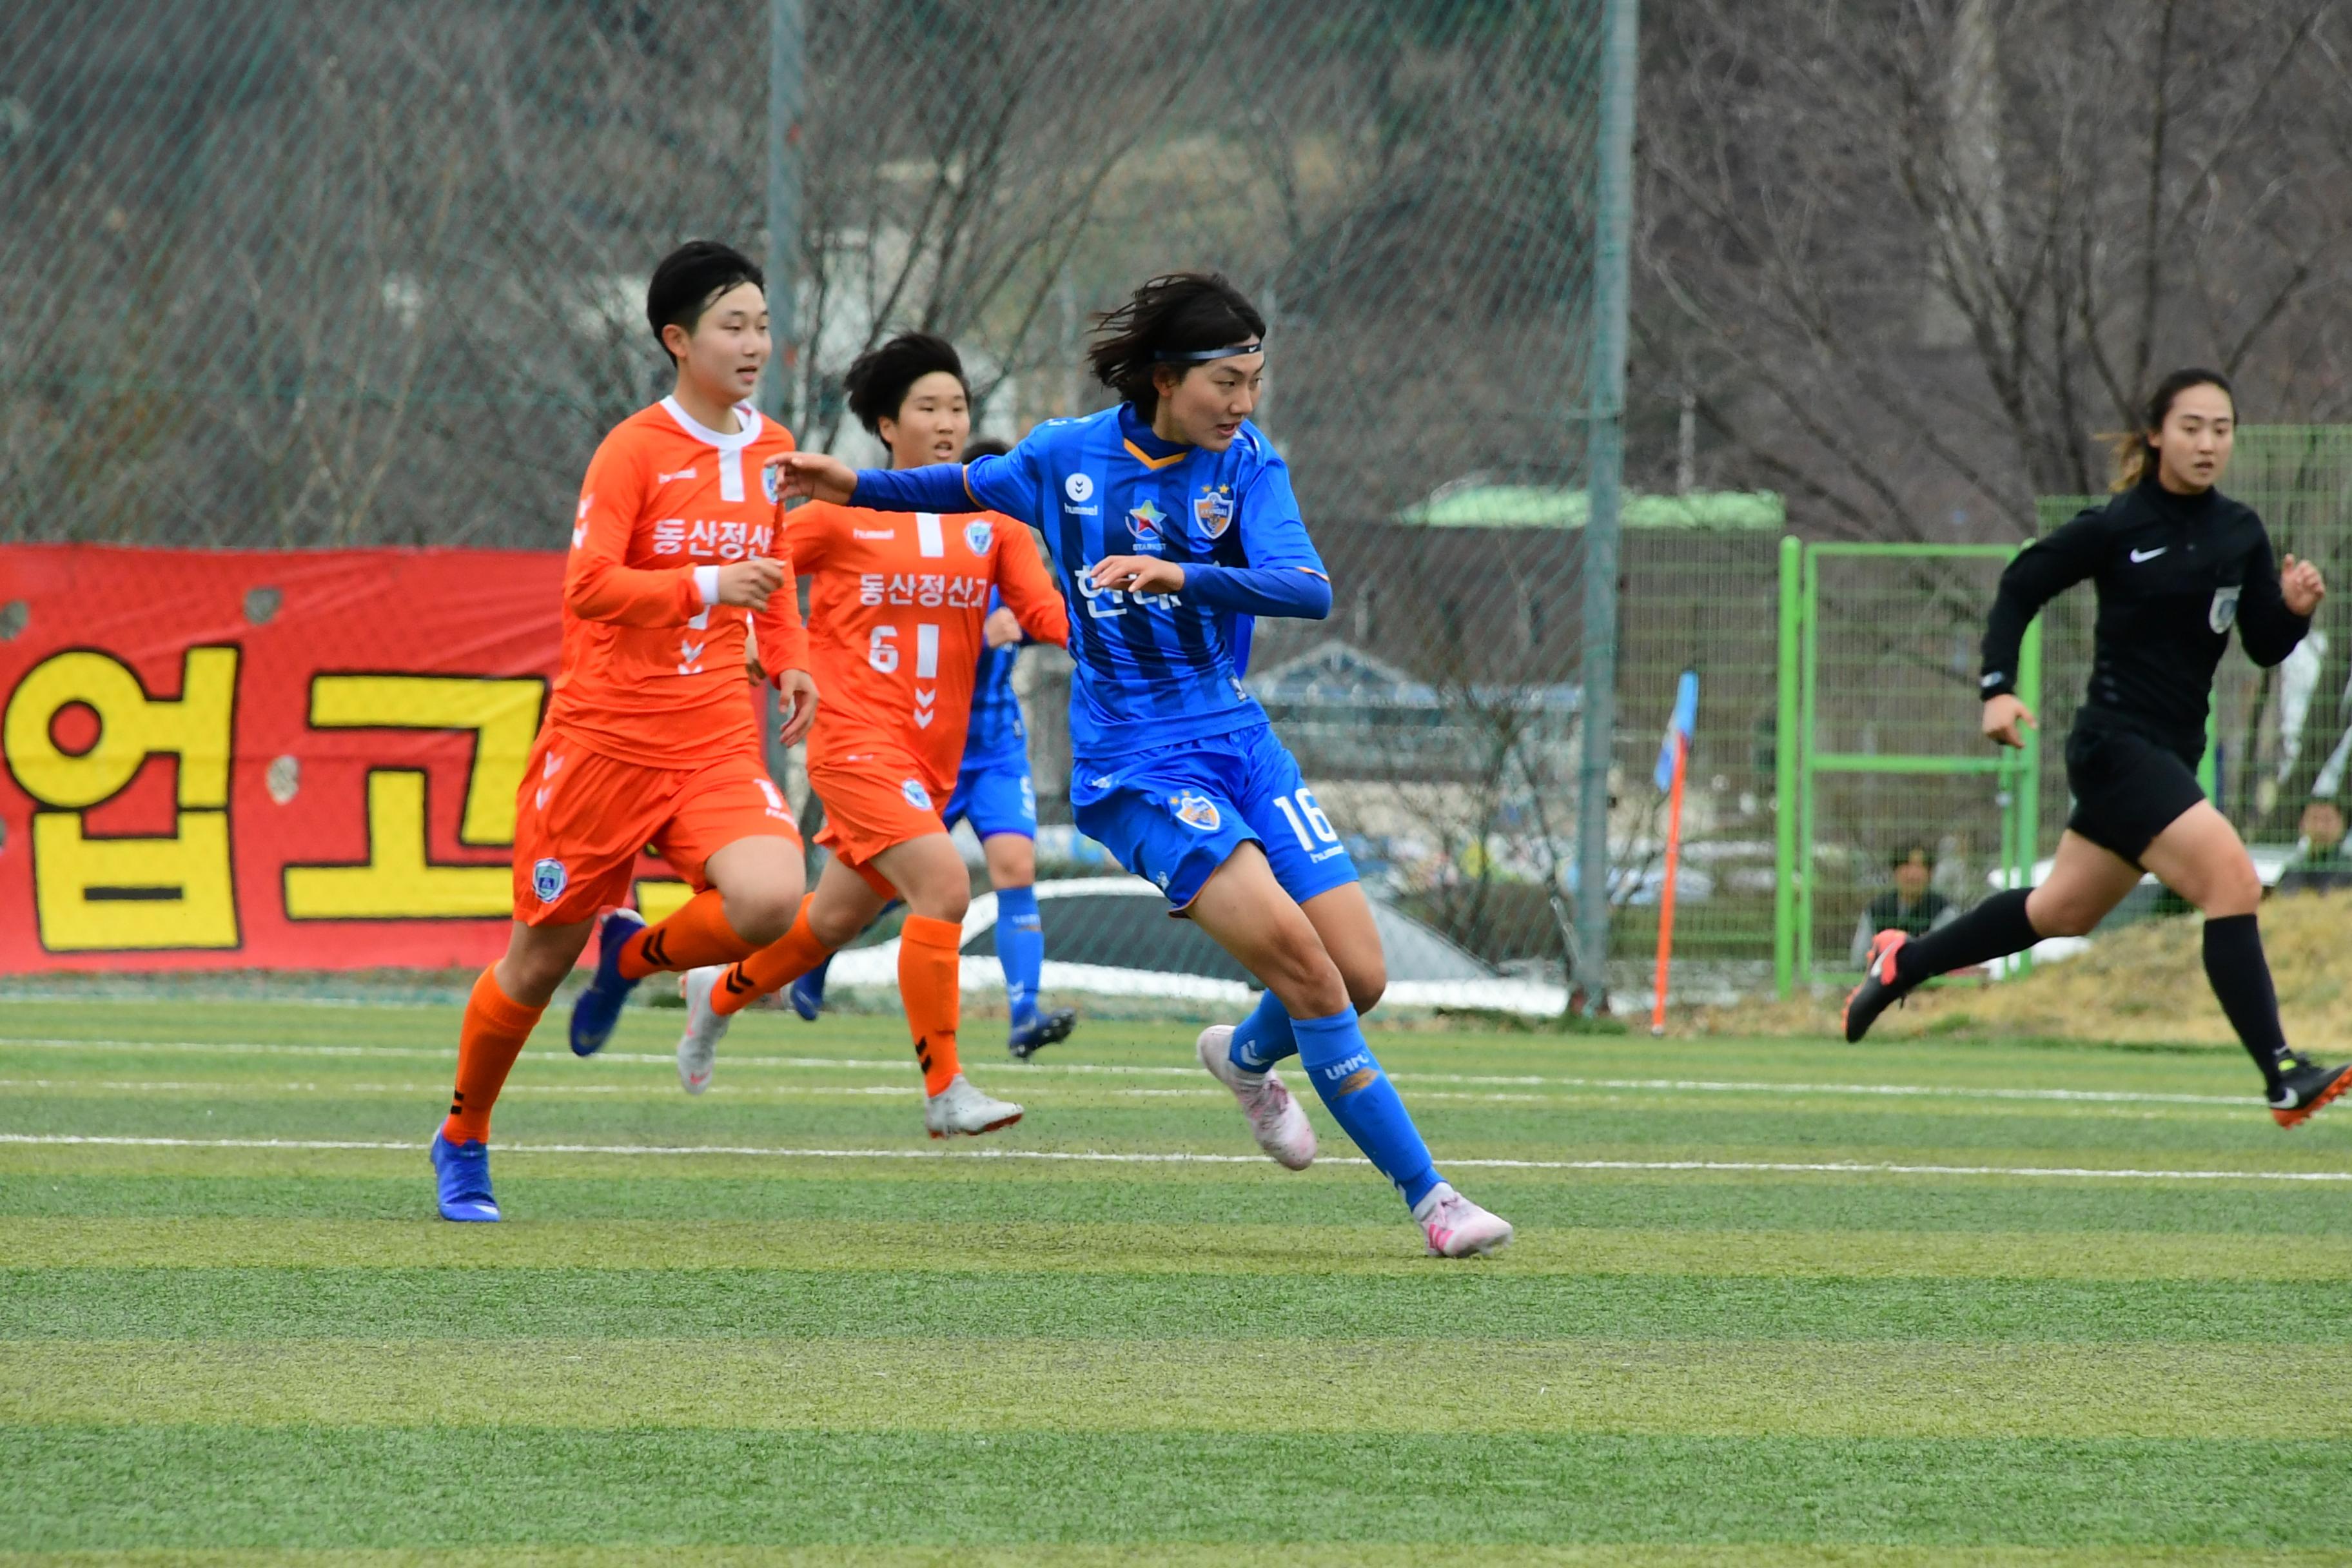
[964,404,1326,763]
[963,587,1028,769]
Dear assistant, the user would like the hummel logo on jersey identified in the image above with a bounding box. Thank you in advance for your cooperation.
[2130,546,2168,563]
[678,638,706,674]
[656,467,699,486]
[914,688,937,729]
[1064,472,1095,503]
[854,529,896,540]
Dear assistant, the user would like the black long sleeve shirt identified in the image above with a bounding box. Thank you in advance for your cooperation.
[1980,470,2308,759]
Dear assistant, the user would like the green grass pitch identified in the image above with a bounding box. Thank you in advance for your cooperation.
[2,996,2349,1565]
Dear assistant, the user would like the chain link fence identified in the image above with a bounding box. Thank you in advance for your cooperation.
[3,1,1660,997]
[24,5,2336,1004]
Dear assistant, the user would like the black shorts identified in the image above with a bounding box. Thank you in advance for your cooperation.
[2064,722,2205,865]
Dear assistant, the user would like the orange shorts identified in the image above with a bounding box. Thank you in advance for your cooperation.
[808,750,950,898]
[511,728,800,926]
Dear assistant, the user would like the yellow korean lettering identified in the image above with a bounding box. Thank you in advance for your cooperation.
[282,770,511,919]
[1,647,242,951]
[306,675,544,843]
[3,647,237,810]
[280,675,545,920]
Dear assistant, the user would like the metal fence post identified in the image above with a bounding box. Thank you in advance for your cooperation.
[763,0,804,431]
[1773,534,1803,999]
[1574,0,1640,1012]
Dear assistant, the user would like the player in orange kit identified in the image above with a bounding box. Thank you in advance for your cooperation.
[675,332,1068,1137]
[431,240,819,1222]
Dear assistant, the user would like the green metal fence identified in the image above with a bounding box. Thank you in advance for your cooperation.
[1775,543,2039,995]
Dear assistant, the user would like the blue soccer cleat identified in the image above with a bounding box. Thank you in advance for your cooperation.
[569,907,647,1057]
[788,954,832,1022]
[431,1130,500,1222]
[1007,1006,1077,1061]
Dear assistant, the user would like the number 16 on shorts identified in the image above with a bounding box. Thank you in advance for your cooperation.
[1272,788,1341,859]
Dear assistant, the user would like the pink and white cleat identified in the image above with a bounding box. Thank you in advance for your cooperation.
[1413,1182,1514,1258]
[1197,1025,1316,1170]
[675,966,731,1095]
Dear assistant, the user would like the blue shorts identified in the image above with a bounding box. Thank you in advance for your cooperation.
[1071,723,1358,909]
[942,754,1037,841]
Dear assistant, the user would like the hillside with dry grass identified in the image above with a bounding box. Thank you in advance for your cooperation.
[1696,890,2350,1049]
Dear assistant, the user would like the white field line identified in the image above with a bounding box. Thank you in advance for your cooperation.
[0,1037,2257,1110]
[0,1079,919,1098]
[1,1132,2346,1183]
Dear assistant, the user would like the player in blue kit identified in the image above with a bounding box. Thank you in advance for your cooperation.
[772,273,1511,1257]
[779,372,1079,1059]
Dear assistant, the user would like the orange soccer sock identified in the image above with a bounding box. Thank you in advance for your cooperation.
[899,914,965,1097]
[618,888,754,980]
[710,895,835,1017]
[442,967,545,1145]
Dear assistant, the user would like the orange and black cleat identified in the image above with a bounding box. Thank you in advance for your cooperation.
[2269,1052,2352,1128]
[1842,928,1917,1044]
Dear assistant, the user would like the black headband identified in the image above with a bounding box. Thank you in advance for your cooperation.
[1150,340,1264,364]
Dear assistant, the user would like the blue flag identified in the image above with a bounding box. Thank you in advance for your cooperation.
[1654,671,1699,791]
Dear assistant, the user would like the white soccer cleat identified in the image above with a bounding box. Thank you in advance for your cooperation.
[924,1073,1023,1139]
[1197,1024,1316,1171]
[676,966,732,1096]
[1413,1181,1514,1259]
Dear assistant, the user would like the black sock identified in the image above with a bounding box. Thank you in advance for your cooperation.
[1892,888,2041,986]
[2202,913,2289,1092]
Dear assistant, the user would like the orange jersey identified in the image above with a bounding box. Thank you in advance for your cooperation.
[788,502,1068,793]
[543,397,812,768]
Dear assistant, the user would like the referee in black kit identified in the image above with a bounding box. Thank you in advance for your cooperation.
[1845,369,2350,1126]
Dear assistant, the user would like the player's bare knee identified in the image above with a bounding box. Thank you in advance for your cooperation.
[2033,901,2097,939]
[2197,861,2263,919]
[1262,934,1347,1019]
[722,888,798,948]
[907,882,970,924]
[1342,957,1387,1016]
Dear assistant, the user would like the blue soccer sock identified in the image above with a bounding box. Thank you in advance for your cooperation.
[994,885,1043,1028]
[1228,990,1298,1072]
[1292,1007,1440,1210]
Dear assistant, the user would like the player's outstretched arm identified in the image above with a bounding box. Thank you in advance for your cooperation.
[766,453,980,517]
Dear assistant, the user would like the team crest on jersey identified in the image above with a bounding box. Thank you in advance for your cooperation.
[1172,790,1222,832]
[531,858,567,903]
[1193,484,1234,538]
[1127,500,1169,554]
[901,778,934,811]
[2209,586,2241,634]
[964,518,993,556]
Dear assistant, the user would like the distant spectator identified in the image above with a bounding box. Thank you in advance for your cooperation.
[2277,798,2351,894]
[1850,843,1957,967]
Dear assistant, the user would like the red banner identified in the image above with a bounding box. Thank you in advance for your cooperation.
[0,545,685,972]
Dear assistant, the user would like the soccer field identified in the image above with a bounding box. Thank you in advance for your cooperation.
[3,1000,2349,1563]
